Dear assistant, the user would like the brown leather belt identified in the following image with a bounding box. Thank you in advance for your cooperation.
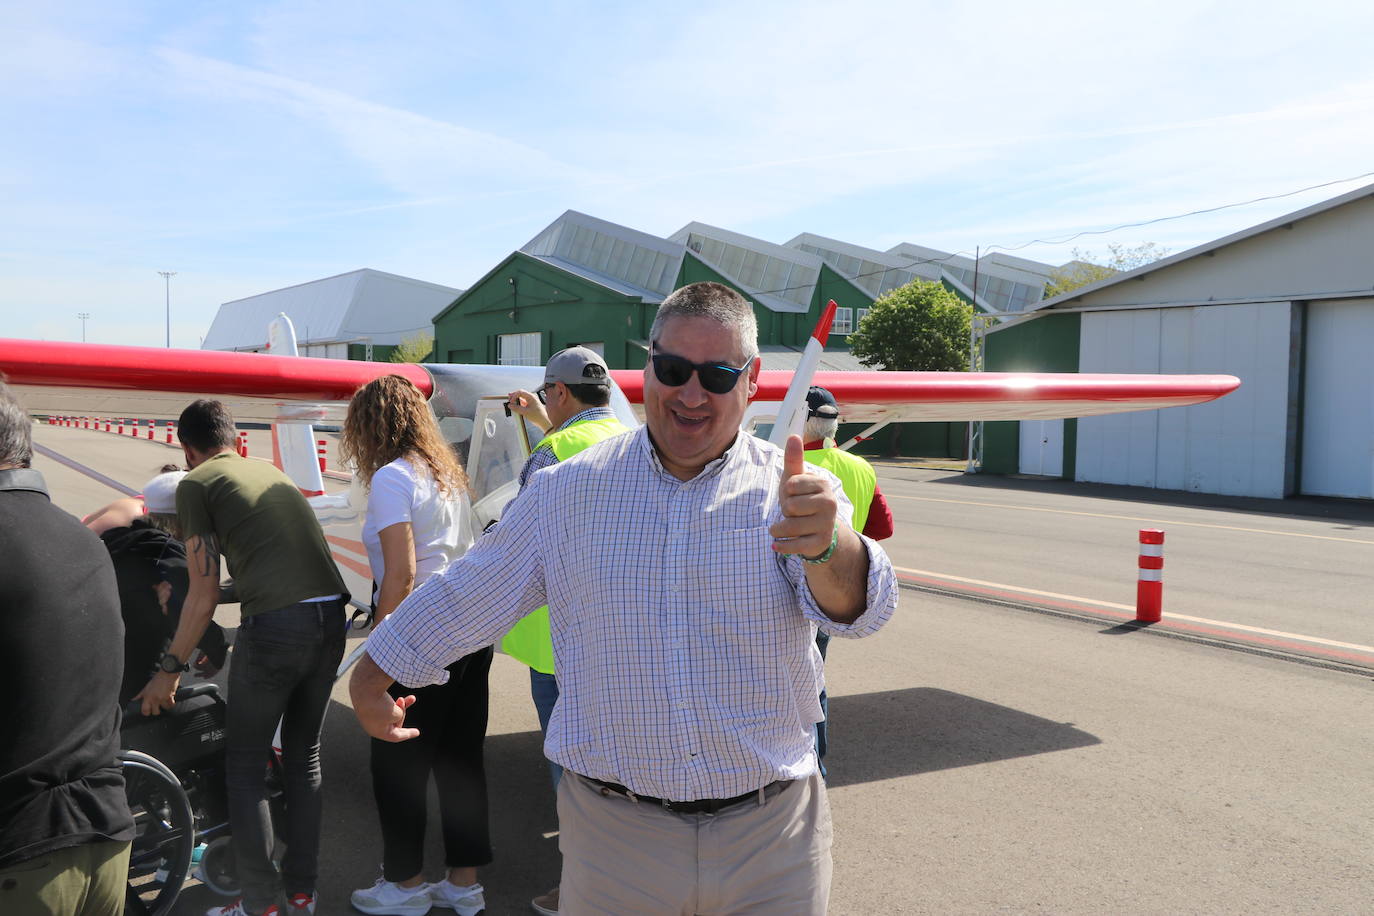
[580,775,793,815]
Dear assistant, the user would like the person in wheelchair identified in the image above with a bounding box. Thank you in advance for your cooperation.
[88,469,229,702]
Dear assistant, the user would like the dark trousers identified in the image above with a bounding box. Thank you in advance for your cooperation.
[372,646,494,882]
[226,600,346,914]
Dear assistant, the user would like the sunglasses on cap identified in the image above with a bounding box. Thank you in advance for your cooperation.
[650,343,753,395]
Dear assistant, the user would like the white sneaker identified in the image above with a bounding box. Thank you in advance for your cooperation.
[285,891,317,914]
[428,880,485,915]
[350,878,434,916]
[530,885,559,915]
[205,901,280,916]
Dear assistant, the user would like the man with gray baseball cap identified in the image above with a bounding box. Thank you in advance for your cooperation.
[504,346,629,915]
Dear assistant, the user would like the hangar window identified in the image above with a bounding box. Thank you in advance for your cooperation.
[830,308,853,336]
[498,332,541,366]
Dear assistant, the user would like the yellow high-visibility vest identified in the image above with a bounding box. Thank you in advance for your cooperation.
[500,416,628,674]
[803,446,876,533]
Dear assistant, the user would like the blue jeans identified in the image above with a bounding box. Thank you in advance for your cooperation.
[226,600,346,914]
[529,668,563,791]
[815,630,830,780]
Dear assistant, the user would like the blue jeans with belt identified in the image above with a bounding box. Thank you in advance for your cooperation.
[226,599,346,914]
[530,668,563,791]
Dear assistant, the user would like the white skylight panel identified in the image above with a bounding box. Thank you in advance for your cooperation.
[760,257,789,294]
[628,245,653,287]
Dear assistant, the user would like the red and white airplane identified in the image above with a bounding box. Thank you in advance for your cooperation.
[1,314,1240,527]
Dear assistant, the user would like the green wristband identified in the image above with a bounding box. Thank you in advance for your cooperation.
[803,525,839,565]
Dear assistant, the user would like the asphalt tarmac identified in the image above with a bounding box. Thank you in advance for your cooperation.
[27,422,1374,914]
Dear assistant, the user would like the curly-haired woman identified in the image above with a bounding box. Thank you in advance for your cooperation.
[341,375,490,916]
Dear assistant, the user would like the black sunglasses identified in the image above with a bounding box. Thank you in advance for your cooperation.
[650,344,753,394]
[534,382,556,404]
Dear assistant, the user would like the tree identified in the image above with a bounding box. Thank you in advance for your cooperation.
[389,330,434,363]
[847,279,972,372]
[1043,242,1170,299]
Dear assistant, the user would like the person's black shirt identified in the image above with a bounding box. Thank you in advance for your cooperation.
[100,519,228,704]
[0,468,135,868]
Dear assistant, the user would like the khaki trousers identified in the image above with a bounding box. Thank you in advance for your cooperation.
[0,840,131,916]
[558,770,833,915]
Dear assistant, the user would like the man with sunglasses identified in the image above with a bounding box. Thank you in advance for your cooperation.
[353,282,897,915]
[503,346,628,916]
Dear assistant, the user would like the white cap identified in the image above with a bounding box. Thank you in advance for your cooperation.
[142,471,187,514]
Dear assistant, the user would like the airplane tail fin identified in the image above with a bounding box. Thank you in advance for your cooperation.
[266,314,328,496]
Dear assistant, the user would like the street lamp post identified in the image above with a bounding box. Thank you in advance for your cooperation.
[77,312,90,342]
[158,270,176,347]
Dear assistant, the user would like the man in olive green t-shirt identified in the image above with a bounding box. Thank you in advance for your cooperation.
[133,399,347,916]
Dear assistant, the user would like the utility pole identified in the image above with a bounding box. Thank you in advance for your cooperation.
[77,312,90,343]
[158,270,176,347]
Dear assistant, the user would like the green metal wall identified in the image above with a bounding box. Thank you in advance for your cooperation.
[433,253,652,369]
[982,312,1082,475]
[347,343,400,362]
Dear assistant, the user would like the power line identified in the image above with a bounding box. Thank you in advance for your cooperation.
[731,170,1374,301]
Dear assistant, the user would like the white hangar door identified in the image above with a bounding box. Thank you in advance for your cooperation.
[1301,298,1374,498]
[1019,419,1064,476]
[1077,304,1293,497]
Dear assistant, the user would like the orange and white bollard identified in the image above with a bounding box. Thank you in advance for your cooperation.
[104,419,111,432]
[238,430,248,458]
[317,439,327,473]
[1136,529,1164,623]
[166,421,175,445]
[146,420,153,440]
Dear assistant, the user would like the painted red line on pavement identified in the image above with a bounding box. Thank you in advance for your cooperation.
[326,534,368,557]
[897,571,1374,667]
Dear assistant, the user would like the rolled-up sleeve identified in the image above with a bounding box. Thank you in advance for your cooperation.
[366,473,550,687]
[795,534,898,638]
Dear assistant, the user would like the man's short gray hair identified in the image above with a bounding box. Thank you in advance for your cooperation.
[804,415,839,444]
[0,378,33,469]
[650,282,759,364]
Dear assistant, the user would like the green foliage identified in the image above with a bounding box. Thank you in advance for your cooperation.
[1043,242,1170,299]
[847,279,972,372]
[389,331,435,364]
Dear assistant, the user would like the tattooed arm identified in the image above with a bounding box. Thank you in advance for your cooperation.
[135,532,222,715]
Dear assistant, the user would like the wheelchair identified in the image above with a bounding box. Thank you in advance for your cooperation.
[120,683,285,916]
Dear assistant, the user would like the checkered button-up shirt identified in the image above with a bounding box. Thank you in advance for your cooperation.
[367,426,898,801]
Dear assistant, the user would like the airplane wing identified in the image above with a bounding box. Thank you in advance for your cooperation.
[0,338,432,423]
[610,369,1240,423]
[2,338,1239,424]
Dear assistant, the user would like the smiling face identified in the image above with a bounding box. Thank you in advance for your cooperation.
[643,314,759,480]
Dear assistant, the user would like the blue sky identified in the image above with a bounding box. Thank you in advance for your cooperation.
[4,0,1374,347]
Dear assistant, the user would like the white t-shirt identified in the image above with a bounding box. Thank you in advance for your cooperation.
[362,456,474,586]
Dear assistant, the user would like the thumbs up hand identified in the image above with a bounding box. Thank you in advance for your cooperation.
[770,435,839,558]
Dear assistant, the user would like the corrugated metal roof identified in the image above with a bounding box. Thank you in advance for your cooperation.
[203,269,462,351]
[757,345,869,371]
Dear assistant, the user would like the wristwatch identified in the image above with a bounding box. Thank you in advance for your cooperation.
[158,652,189,674]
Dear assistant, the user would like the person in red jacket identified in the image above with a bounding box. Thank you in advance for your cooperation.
[802,386,894,777]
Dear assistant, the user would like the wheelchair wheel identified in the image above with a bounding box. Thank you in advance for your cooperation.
[122,750,194,916]
[196,836,239,898]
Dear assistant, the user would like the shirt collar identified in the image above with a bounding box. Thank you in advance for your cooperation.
[637,424,749,482]
[557,406,616,432]
[0,467,49,498]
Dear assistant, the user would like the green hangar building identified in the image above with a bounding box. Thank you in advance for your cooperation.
[431,210,1053,457]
